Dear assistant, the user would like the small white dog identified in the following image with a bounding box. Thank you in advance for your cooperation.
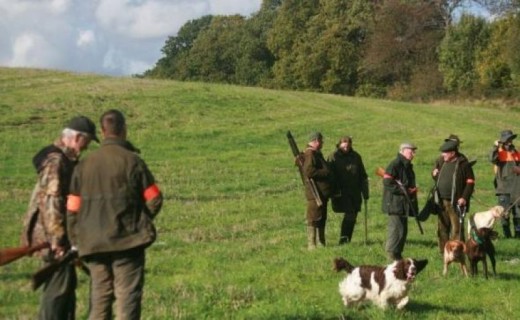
[467,206,507,238]
[334,257,428,310]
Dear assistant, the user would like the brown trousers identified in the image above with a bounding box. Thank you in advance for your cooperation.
[85,248,145,320]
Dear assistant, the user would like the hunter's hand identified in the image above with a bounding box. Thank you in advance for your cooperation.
[513,166,520,175]
[457,198,466,207]
[432,168,439,177]
[52,245,66,258]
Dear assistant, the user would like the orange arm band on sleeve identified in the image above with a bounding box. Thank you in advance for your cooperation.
[67,195,81,213]
[144,184,161,201]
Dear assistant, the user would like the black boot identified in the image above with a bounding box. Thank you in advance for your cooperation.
[514,218,520,238]
[502,217,512,238]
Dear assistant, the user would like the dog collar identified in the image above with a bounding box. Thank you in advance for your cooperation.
[470,228,484,245]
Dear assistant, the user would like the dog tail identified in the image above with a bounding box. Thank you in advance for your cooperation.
[333,257,355,273]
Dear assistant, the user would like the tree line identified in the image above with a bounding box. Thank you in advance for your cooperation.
[143,0,520,102]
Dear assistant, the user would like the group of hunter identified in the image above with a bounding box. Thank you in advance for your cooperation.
[298,130,520,259]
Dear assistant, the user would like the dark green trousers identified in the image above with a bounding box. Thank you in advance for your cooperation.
[85,248,145,320]
[38,258,77,320]
[385,214,407,260]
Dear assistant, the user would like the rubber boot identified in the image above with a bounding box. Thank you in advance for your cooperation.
[339,217,349,245]
[502,220,512,239]
[307,227,317,250]
[318,227,326,247]
[514,218,520,238]
[346,223,355,243]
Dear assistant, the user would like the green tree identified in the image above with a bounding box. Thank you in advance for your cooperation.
[145,15,213,78]
[439,14,489,93]
[361,0,445,99]
[177,15,246,83]
[267,0,320,89]
[476,15,513,89]
[233,0,280,86]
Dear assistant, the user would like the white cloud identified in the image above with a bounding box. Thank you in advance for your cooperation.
[77,30,96,48]
[0,0,262,76]
[10,32,62,68]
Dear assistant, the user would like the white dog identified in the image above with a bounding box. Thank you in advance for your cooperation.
[467,206,507,237]
[334,257,428,310]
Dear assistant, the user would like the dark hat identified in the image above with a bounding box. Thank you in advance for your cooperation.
[309,131,323,141]
[444,134,462,145]
[67,116,99,143]
[499,130,517,143]
[399,142,417,151]
[439,139,458,152]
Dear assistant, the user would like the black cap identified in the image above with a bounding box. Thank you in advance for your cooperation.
[67,116,99,143]
[499,130,517,143]
[439,140,458,152]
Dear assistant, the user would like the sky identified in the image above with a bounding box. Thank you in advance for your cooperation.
[0,0,262,76]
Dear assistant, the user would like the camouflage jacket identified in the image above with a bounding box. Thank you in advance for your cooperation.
[21,139,78,254]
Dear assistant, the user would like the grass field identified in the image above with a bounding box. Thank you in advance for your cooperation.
[1,67,519,319]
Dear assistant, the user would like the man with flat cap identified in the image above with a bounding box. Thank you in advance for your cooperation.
[303,131,334,250]
[432,138,475,252]
[490,130,520,238]
[21,115,98,319]
[382,142,418,260]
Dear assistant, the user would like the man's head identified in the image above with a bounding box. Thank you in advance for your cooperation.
[499,130,517,145]
[63,116,98,154]
[100,109,126,139]
[440,139,458,162]
[308,131,324,150]
[337,135,352,153]
[399,142,417,161]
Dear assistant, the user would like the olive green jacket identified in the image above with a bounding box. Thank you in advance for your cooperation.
[67,138,163,257]
[303,146,334,201]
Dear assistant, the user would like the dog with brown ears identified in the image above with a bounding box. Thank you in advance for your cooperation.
[334,257,428,310]
[443,240,468,277]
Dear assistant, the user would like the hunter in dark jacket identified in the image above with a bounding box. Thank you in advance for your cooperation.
[66,110,163,319]
[328,136,369,244]
[382,142,418,261]
[432,139,475,253]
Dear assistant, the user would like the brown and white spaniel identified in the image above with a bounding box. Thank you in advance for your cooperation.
[334,257,428,310]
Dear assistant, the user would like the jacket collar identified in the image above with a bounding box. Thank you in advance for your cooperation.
[102,138,140,153]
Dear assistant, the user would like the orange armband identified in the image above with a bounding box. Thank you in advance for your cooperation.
[143,184,161,201]
[67,195,81,213]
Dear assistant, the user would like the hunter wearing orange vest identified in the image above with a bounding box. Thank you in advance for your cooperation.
[490,130,520,238]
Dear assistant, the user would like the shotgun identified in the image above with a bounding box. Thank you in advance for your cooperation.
[32,248,81,290]
[287,131,323,207]
[0,242,50,266]
[375,167,424,235]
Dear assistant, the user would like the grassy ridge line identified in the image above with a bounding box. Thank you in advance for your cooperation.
[0,67,519,319]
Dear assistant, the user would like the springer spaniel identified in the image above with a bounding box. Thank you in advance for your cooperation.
[334,257,428,310]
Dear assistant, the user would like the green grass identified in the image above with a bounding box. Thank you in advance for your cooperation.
[1,67,520,319]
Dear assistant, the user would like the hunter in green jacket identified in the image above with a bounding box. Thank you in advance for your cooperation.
[66,109,163,320]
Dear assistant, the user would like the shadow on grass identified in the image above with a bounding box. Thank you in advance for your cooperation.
[407,301,482,316]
